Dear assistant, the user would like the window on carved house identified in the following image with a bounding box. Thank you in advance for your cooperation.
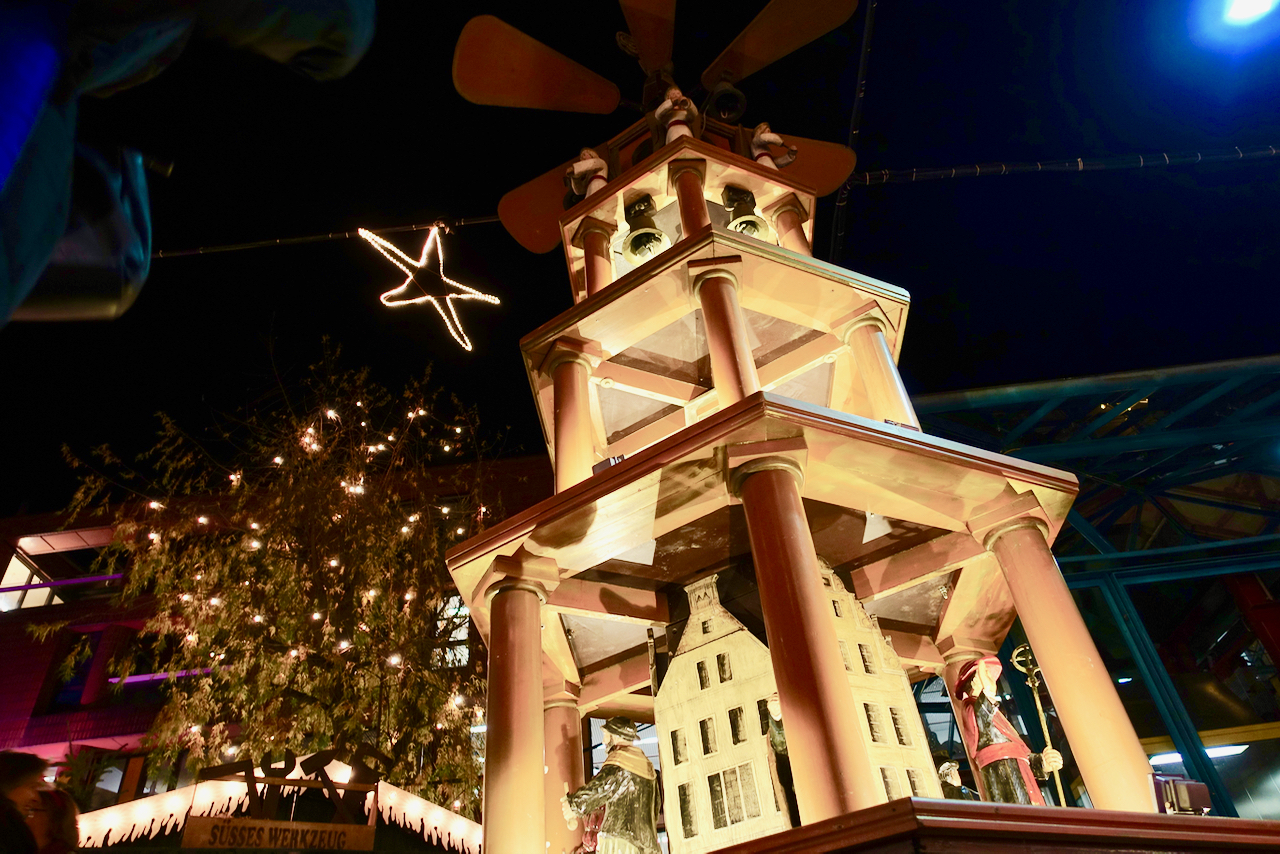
[729,706,746,744]
[671,728,688,764]
[700,717,718,755]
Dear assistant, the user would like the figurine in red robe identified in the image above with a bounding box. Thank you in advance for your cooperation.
[954,656,1062,806]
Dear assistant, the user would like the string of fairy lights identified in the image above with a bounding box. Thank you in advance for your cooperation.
[136,398,489,763]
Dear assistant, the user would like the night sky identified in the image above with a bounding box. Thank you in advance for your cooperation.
[2,0,1278,516]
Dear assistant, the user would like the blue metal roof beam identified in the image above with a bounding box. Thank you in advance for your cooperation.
[998,394,1066,450]
[1010,417,1280,463]
[915,354,1280,414]
[1067,508,1119,554]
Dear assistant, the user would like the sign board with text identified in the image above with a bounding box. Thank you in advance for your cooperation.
[181,816,376,850]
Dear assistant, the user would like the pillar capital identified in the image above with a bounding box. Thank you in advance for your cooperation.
[570,215,617,248]
[476,553,560,606]
[729,453,805,498]
[687,255,743,302]
[967,492,1051,551]
[541,338,601,376]
[666,157,707,189]
[543,696,580,712]
[761,191,811,227]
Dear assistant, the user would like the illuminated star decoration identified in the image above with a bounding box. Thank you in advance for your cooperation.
[357,227,499,351]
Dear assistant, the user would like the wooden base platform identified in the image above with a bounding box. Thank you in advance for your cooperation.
[710,798,1280,853]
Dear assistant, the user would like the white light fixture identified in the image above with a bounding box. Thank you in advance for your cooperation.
[1149,744,1249,766]
[1117,676,1133,684]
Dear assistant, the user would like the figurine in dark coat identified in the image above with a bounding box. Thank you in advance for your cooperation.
[561,717,659,854]
[954,656,1062,806]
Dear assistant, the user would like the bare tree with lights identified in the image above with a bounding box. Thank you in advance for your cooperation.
[44,348,495,814]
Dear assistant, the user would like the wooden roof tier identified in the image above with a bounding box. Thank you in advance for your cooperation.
[445,392,1078,720]
[522,225,911,467]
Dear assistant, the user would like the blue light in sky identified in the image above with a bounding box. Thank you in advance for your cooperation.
[1190,0,1280,52]
[1226,0,1278,25]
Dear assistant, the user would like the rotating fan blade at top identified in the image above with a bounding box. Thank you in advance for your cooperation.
[453,16,621,114]
[497,154,596,254]
[618,0,677,74]
[700,0,858,91]
[776,133,857,196]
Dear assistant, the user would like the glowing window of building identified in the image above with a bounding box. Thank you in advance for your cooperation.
[0,554,62,612]
[433,595,470,667]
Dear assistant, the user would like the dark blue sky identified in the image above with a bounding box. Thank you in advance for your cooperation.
[2,0,1278,514]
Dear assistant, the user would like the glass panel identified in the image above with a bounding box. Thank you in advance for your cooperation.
[22,587,51,608]
[1128,572,1280,820]
[0,555,31,611]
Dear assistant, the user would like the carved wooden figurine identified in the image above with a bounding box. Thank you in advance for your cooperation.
[954,656,1063,806]
[562,717,660,854]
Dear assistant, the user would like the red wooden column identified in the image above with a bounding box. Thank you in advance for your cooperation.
[543,698,584,854]
[572,217,617,299]
[548,347,595,493]
[845,316,920,429]
[763,194,812,256]
[692,264,759,407]
[985,519,1155,813]
[734,458,881,821]
[484,567,552,854]
[669,160,711,237]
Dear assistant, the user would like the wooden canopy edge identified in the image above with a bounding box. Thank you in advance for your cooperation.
[712,798,1280,853]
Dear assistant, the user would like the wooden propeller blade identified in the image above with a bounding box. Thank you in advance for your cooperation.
[700,0,858,90]
[453,16,621,114]
[498,157,582,254]
[777,134,857,197]
[619,0,677,74]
